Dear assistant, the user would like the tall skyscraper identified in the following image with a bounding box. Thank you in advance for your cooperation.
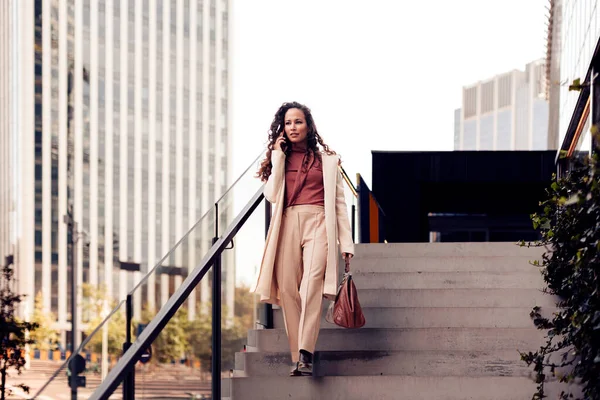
[454,59,551,151]
[0,0,231,343]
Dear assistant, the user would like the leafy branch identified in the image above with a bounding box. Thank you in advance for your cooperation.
[520,145,600,399]
[0,264,39,400]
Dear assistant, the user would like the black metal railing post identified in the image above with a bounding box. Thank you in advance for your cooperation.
[122,294,134,400]
[261,200,273,329]
[212,203,222,400]
[68,217,78,400]
[592,67,600,152]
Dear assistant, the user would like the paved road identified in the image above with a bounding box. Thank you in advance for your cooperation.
[6,361,213,399]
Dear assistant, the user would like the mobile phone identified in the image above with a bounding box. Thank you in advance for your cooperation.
[280,130,289,151]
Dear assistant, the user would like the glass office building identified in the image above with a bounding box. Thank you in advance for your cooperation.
[0,0,231,343]
[555,0,600,154]
[454,60,551,151]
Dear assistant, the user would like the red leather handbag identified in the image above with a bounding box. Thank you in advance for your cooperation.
[325,258,366,329]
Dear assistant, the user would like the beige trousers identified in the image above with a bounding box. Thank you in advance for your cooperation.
[275,205,328,362]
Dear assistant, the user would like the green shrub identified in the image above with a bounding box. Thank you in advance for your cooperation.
[520,153,600,400]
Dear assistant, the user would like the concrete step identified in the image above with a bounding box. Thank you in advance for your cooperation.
[222,375,572,400]
[273,288,555,311]
[352,271,544,290]
[234,349,534,378]
[353,242,544,258]
[351,255,541,273]
[358,288,557,308]
[247,328,545,353]
[273,306,547,329]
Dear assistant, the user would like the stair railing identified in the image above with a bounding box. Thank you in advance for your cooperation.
[89,186,265,400]
[31,149,267,399]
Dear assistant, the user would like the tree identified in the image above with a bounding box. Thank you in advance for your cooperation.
[82,283,126,357]
[29,292,59,352]
[234,285,256,331]
[129,284,256,370]
[221,315,247,371]
[187,286,256,372]
[81,283,108,323]
[148,307,190,363]
[187,311,211,368]
[520,150,600,399]
[0,263,38,400]
[85,307,127,358]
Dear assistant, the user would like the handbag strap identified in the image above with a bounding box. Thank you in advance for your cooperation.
[345,275,355,313]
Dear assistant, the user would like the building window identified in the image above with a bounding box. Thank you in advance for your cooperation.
[498,74,512,108]
[481,81,494,114]
[464,87,478,118]
[463,120,477,150]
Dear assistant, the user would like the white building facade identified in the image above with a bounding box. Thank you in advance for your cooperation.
[455,60,551,151]
[0,0,231,342]
[553,0,600,154]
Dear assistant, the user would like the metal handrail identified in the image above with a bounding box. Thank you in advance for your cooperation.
[339,165,358,197]
[89,186,265,400]
[32,149,266,399]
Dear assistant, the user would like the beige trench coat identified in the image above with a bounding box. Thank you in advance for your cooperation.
[250,149,355,305]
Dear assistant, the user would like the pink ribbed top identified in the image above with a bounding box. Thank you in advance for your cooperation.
[284,142,325,208]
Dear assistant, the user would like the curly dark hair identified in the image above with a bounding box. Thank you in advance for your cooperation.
[257,101,336,182]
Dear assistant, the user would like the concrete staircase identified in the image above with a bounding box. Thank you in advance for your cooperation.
[223,242,570,399]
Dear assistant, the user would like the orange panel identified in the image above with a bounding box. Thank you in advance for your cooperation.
[369,194,379,243]
[568,97,590,158]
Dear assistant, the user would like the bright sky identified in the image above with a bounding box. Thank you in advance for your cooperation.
[230,0,548,187]
[228,0,548,286]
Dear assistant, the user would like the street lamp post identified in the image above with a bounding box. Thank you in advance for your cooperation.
[64,211,82,400]
[63,62,87,400]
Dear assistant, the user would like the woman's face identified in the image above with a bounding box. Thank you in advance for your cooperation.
[283,108,308,144]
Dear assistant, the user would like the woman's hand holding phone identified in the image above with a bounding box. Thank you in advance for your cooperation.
[274,131,287,152]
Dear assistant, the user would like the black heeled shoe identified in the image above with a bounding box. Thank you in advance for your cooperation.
[290,362,301,376]
[297,349,313,376]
